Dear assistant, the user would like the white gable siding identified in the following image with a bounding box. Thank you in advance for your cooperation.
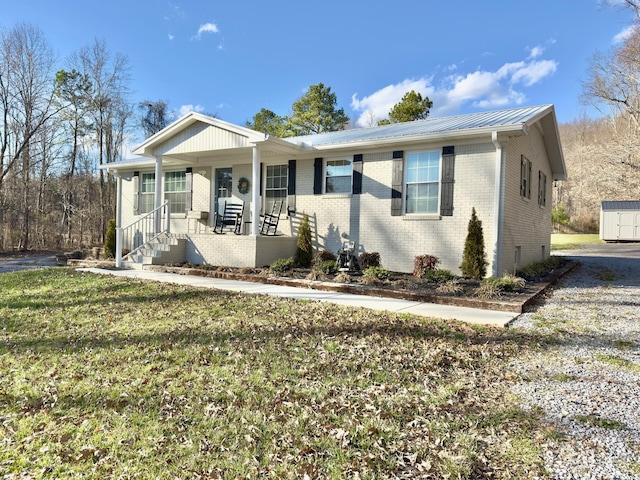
[154,123,253,156]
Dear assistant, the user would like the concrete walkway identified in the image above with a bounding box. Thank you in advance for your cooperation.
[77,267,518,327]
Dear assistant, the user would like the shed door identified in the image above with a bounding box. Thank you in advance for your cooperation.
[618,212,634,240]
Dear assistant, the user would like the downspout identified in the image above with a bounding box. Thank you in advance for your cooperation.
[154,155,163,234]
[115,172,123,268]
[491,131,505,277]
[251,146,260,236]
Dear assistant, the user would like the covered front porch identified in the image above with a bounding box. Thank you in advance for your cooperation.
[108,112,304,269]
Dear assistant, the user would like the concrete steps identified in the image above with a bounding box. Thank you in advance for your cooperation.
[124,233,187,267]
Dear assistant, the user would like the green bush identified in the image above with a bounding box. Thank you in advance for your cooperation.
[460,207,488,279]
[270,257,294,274]
[104,219,116,259]
[481,274,526,292]
[315,260,338,275]
[422,268,455,283]
[413,254,439,277]
[294,214,313,267]
[358,252,381,270]
[363,266,391,280]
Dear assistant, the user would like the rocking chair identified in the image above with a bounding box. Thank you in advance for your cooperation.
[212,201,244,234]
[259,201,282,236]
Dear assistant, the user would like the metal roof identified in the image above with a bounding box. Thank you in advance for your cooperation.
[601,200,640,211]
[286,104,554,147]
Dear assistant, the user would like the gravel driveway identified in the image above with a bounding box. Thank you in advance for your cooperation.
[510,243,640,479]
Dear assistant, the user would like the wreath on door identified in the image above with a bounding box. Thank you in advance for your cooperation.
[237,177,250,194]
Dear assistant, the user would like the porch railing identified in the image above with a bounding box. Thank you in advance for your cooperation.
[115,201,170,268]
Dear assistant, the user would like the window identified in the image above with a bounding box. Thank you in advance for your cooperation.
[520,156,532,199]
[405,151,440,214]
[265,164,287,213]
[325,158,352,193]
[140,173,155,214]
[165,171,187,214]
[538,171,547,207]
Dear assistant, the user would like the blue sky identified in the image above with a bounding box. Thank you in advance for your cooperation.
[1,0,636,136]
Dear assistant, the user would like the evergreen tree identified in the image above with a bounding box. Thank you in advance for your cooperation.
[378,90,433,125]
[104,219,117,259]
[294,214,313,267]
[460,208,488,279]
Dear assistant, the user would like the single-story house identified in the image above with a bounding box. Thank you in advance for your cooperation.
[102,104,566,277]
[600,200,640,242]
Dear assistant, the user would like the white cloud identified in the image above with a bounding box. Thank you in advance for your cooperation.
[178,104,205,116]
[195,22,219,39]
[613,25,637,43]
[351,51,558,126]
[168,33,175,41]
[528,45,544,59]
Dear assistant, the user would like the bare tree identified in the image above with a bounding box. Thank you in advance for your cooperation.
[0,23,58,250]
[69,39,132,243]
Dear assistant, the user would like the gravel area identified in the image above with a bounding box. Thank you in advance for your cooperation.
[510,244,640,479]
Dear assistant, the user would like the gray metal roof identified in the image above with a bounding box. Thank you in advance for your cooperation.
[602,200,640,211]
[286,104,554,147]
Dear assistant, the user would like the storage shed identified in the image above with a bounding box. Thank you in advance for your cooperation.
[600,201,640,241]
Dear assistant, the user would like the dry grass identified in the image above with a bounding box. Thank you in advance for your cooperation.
[0,268,554,479]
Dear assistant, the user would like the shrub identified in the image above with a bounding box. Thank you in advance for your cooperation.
[481,274,526,292]
[270,257,294,274]
[363,266,391,280]
[460,207,488,279]
[516,256,567,281]
[294,214,313,267]
[313,249,336,265]
[359,252,381,270]
[476,283,502,299]
[314,260,338,275]
[422,269,456,283]
[334,272,352,283]
[104,219,116,259]
[436,279,464,295]
[413,254,439,277]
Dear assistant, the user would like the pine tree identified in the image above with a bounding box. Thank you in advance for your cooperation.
[460,208,488,279]
[294,214,313,267]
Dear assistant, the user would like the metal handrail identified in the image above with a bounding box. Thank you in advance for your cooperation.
[115,201,170,268]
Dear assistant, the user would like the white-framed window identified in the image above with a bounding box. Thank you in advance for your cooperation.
[405,150,440,214]
[520,156,532,199]
[165,170,187,214]
[324,158,352,194]
[140,173,155,214]
[265,164,287,213]
[538,171,547,207]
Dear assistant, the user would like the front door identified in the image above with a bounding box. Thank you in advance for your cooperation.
[215,168,232,214]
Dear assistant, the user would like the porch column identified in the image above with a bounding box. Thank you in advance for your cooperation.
[251,146,260,236]
[115,173,123,268]
[154,155,162,233]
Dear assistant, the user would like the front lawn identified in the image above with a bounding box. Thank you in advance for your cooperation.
[551,233,603,250]
[0,269,551,479]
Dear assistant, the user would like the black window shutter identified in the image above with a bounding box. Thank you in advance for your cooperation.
[352,154,363,195]
[185,168,193,212]
[440,146,455,216]
[259,162,264,193]
[133,171,140,214]
[527,161,532,199]
[313,158,323,194]
[391,151,404,216]
[287,159,296,213]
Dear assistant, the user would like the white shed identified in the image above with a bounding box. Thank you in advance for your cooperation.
[600,200,640,241]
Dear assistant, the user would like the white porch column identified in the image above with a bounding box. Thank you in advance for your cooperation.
[491,132,506,277]
[251,146,260,236]
[154,155,162,233]
[115,173,123,268]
